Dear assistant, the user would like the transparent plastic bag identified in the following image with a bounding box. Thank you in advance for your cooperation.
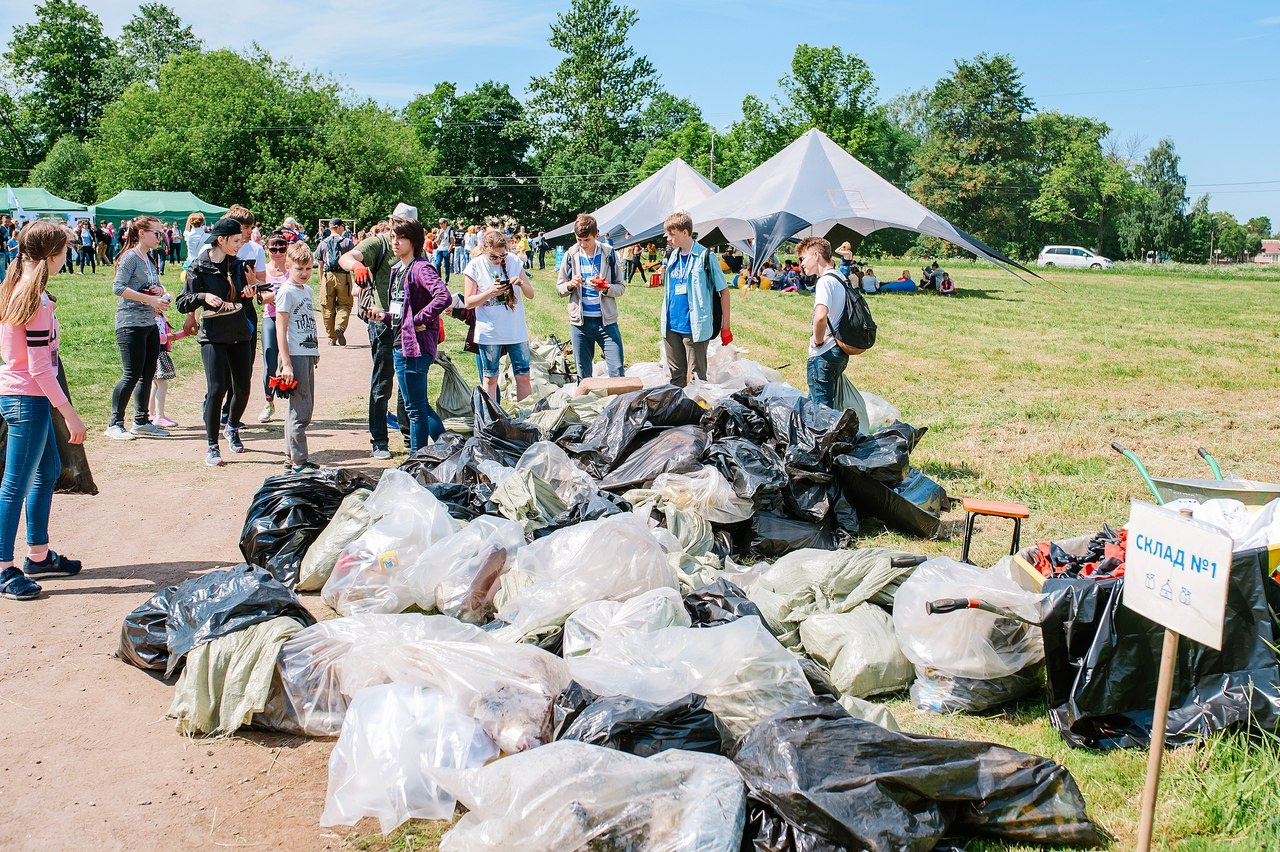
[567,617,813,741]
[860,391,901,432]
[798,605,913,698]
[298,488,373,591]
[428,516,525,623]
[893,557,1045,680]
[321,684,498,834]
[432,741,745,852]
[493,513,677,642]
[320,473,458,615]
[649,466,754,525]
[515,441,595,506]
[624,361,670,389]
[562,588,692,657]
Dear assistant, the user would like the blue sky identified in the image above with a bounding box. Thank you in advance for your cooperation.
[4,1,1278,224]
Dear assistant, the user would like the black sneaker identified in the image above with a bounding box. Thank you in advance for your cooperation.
[0,567,40,600]
[335,329,346,347]
[23,551,82,579]
[227,428,246,453]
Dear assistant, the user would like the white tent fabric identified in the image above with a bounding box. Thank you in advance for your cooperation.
[677,129,1031,276]
[545,158,719,242]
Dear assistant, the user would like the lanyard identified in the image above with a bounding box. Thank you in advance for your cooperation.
[674,251,694,282]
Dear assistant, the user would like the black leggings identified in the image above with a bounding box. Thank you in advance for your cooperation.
[78,245,96,274]
[200,340,255,444]
[111,325,160,427]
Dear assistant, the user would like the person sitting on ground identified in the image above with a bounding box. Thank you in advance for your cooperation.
[861,266,879,294]
[939,271,956,296]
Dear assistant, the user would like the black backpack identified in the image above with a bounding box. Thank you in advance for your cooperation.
[323,234,351,274]
[664,247,722,336]
[822,270,876,355]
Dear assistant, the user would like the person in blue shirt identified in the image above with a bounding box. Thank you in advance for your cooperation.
[660,212,732,387]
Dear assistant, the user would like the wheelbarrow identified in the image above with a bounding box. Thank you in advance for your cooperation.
[1111,442,1280,507]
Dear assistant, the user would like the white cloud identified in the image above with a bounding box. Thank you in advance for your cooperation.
[1261,15,1280,25]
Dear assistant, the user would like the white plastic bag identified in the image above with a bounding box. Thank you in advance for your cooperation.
[321,684,498,834]
[567,617,812,741]
[493,513,677,641]
[892,557,1045,679]
[649,466,754,525]
[798,605,913,698]
[432,741,745,852]
[860,390,901,432]
[561,588,692,656]
[515,441,595,506]
[321,472,458,615]
[625,361,670,389]
[427,516,525,623]
[298,488,373,591]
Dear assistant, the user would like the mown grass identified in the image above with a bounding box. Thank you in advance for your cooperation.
[58,260,1280,849]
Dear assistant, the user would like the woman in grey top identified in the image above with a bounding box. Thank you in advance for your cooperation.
[106,215,170,440]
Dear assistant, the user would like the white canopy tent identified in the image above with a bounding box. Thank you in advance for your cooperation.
[545,158,720,242]
[667,129,1034,277]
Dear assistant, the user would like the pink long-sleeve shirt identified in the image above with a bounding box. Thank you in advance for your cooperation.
[0,293,69,407]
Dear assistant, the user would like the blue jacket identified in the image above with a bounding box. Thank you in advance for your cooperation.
[659,243,728,344]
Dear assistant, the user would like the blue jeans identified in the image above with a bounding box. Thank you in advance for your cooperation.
[434,250,451,284]
[260,314,279,400]
[0,396,60,562]
[477,342,531,377]
[393,348,444,453]
[570,317,625,379]
[806,347,849,409]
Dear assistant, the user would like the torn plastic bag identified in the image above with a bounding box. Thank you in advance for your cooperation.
[562,384,705,478]
[701,397,773,444]
[566,617,813,742]
[734,698,1101,851]
[321,473,459,615]
[562,588,692,656]
[471,388,541,465]
[598,425,707,492]
[427,515,525,623]
[703,438,787,502]
[648,466,754,524]
[1041,547,1280,749]
[798,605,914,699]
[514,441,595,505]
[434,351,474,421]
[492,512,677,642]
[683,578,769,629]
[911,663,1045,714]
[431,741,746,852]
[321,684,499,835]
[560,691,728,757]
[297,488,373,591]
[239,468,375,587]
[117,563,316,678]
[0,362,97,494]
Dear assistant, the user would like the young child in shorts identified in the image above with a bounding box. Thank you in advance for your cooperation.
[274,242,320,472]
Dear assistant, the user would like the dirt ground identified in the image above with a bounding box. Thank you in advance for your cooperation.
[0,319,392,850]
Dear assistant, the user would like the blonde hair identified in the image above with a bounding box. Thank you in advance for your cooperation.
[285,242,313,267]
[481,230,508,251]
[663,212,693,235]
[796,236,833,262]
[0,220,68,326]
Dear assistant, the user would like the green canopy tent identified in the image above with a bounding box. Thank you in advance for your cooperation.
[92,190,227,225]
[4,186,90,222]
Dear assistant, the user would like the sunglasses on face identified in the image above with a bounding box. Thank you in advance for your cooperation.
[268,245,286,253]
[487,253,506,263]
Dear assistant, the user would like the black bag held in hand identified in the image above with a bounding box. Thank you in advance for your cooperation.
[824,270,876,355]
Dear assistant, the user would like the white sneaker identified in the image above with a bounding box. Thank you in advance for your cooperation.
[103,424,135,441]
[259,402,275,423]
[131,422,170,438]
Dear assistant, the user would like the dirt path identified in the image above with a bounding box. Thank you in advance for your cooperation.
[0,317,393,851]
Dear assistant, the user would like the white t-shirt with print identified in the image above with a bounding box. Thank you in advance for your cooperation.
[810,270,847,358]
[464,254,529,345]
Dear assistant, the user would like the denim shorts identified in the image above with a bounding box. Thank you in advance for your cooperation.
[477,341,532,377]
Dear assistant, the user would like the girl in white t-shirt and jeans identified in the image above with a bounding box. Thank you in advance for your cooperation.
[462,230,535,403]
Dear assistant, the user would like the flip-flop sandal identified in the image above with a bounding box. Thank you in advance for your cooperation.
[23,551,82,579]
[0,568,41,600]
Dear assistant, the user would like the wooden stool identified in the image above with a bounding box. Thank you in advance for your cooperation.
[960,498,1030,564]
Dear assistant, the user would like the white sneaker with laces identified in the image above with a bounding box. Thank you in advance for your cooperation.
[259,402,274,423]
[103,424,135,441]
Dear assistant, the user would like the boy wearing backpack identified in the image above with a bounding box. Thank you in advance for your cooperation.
[660,212,732,387]
[314,218,356,346]
[799,236,876,408]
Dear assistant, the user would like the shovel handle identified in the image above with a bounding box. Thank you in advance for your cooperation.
[927,598,975,615]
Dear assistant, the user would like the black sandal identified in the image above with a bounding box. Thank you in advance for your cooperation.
[23,551,82,579]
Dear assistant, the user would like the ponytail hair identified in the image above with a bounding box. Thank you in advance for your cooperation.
[0,220,68,326]
[115,215,161,269]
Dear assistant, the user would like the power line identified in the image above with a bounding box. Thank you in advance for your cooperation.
[1043,75,1280,98]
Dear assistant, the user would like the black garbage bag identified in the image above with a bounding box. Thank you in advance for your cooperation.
[0,362,97,495]
[734,385,860,470]
[893,468,947,517]
[701,396,772,444]
[798,658,841,701]
[536,490,631,538]
[562,385,704,478]
[598,425,707,491]
[703,438,787,502]
[239,468,374,587]
[684,578,769,628]
[836,459,943,539]
[1041,547,1280,750]
[835,428,912,484]
[560,692,727,757]
[118,563,316,678]
[472,388,540,465]
[734,698,1102,851]
[551,681,598,739]
[748,512,835,558]
[398,435,465,483]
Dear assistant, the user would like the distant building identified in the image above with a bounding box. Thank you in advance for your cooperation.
[1256,239,1280,264]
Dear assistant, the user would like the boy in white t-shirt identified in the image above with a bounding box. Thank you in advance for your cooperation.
[798,236,848,408]
[274,242,320,471]
[462,230,536,403]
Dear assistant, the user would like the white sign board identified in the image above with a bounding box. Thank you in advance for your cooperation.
[1123,500,1233,650]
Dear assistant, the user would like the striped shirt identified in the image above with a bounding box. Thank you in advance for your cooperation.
[0,292,68,407]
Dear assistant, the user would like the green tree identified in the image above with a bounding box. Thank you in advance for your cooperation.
[913,53,1037,257]
[1116,138,1187,258]
[28,134,95,202]
[526,0,660,218]
[1185,194,1212,262]
[881,86,932,143]
[1029,112,1134,255]
[633,93,716,180]
[1245,216,1271,236]
[106,3,201,94]
[0,82,44,173]
[407,81,538,223]
[4,0,116,147]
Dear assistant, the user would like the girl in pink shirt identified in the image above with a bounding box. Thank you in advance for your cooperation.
[0,221,88,601]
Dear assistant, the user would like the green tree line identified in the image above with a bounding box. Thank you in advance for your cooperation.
[3,0,1271,261]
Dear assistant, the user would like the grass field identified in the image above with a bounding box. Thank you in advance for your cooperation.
[53,259,1280,849]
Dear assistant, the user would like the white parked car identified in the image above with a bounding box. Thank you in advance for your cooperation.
[1037,245,1114,269]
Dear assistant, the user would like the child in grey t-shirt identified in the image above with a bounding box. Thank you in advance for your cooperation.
[274,243,320,471]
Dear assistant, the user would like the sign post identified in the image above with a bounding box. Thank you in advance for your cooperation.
[1123,500,1233,852]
